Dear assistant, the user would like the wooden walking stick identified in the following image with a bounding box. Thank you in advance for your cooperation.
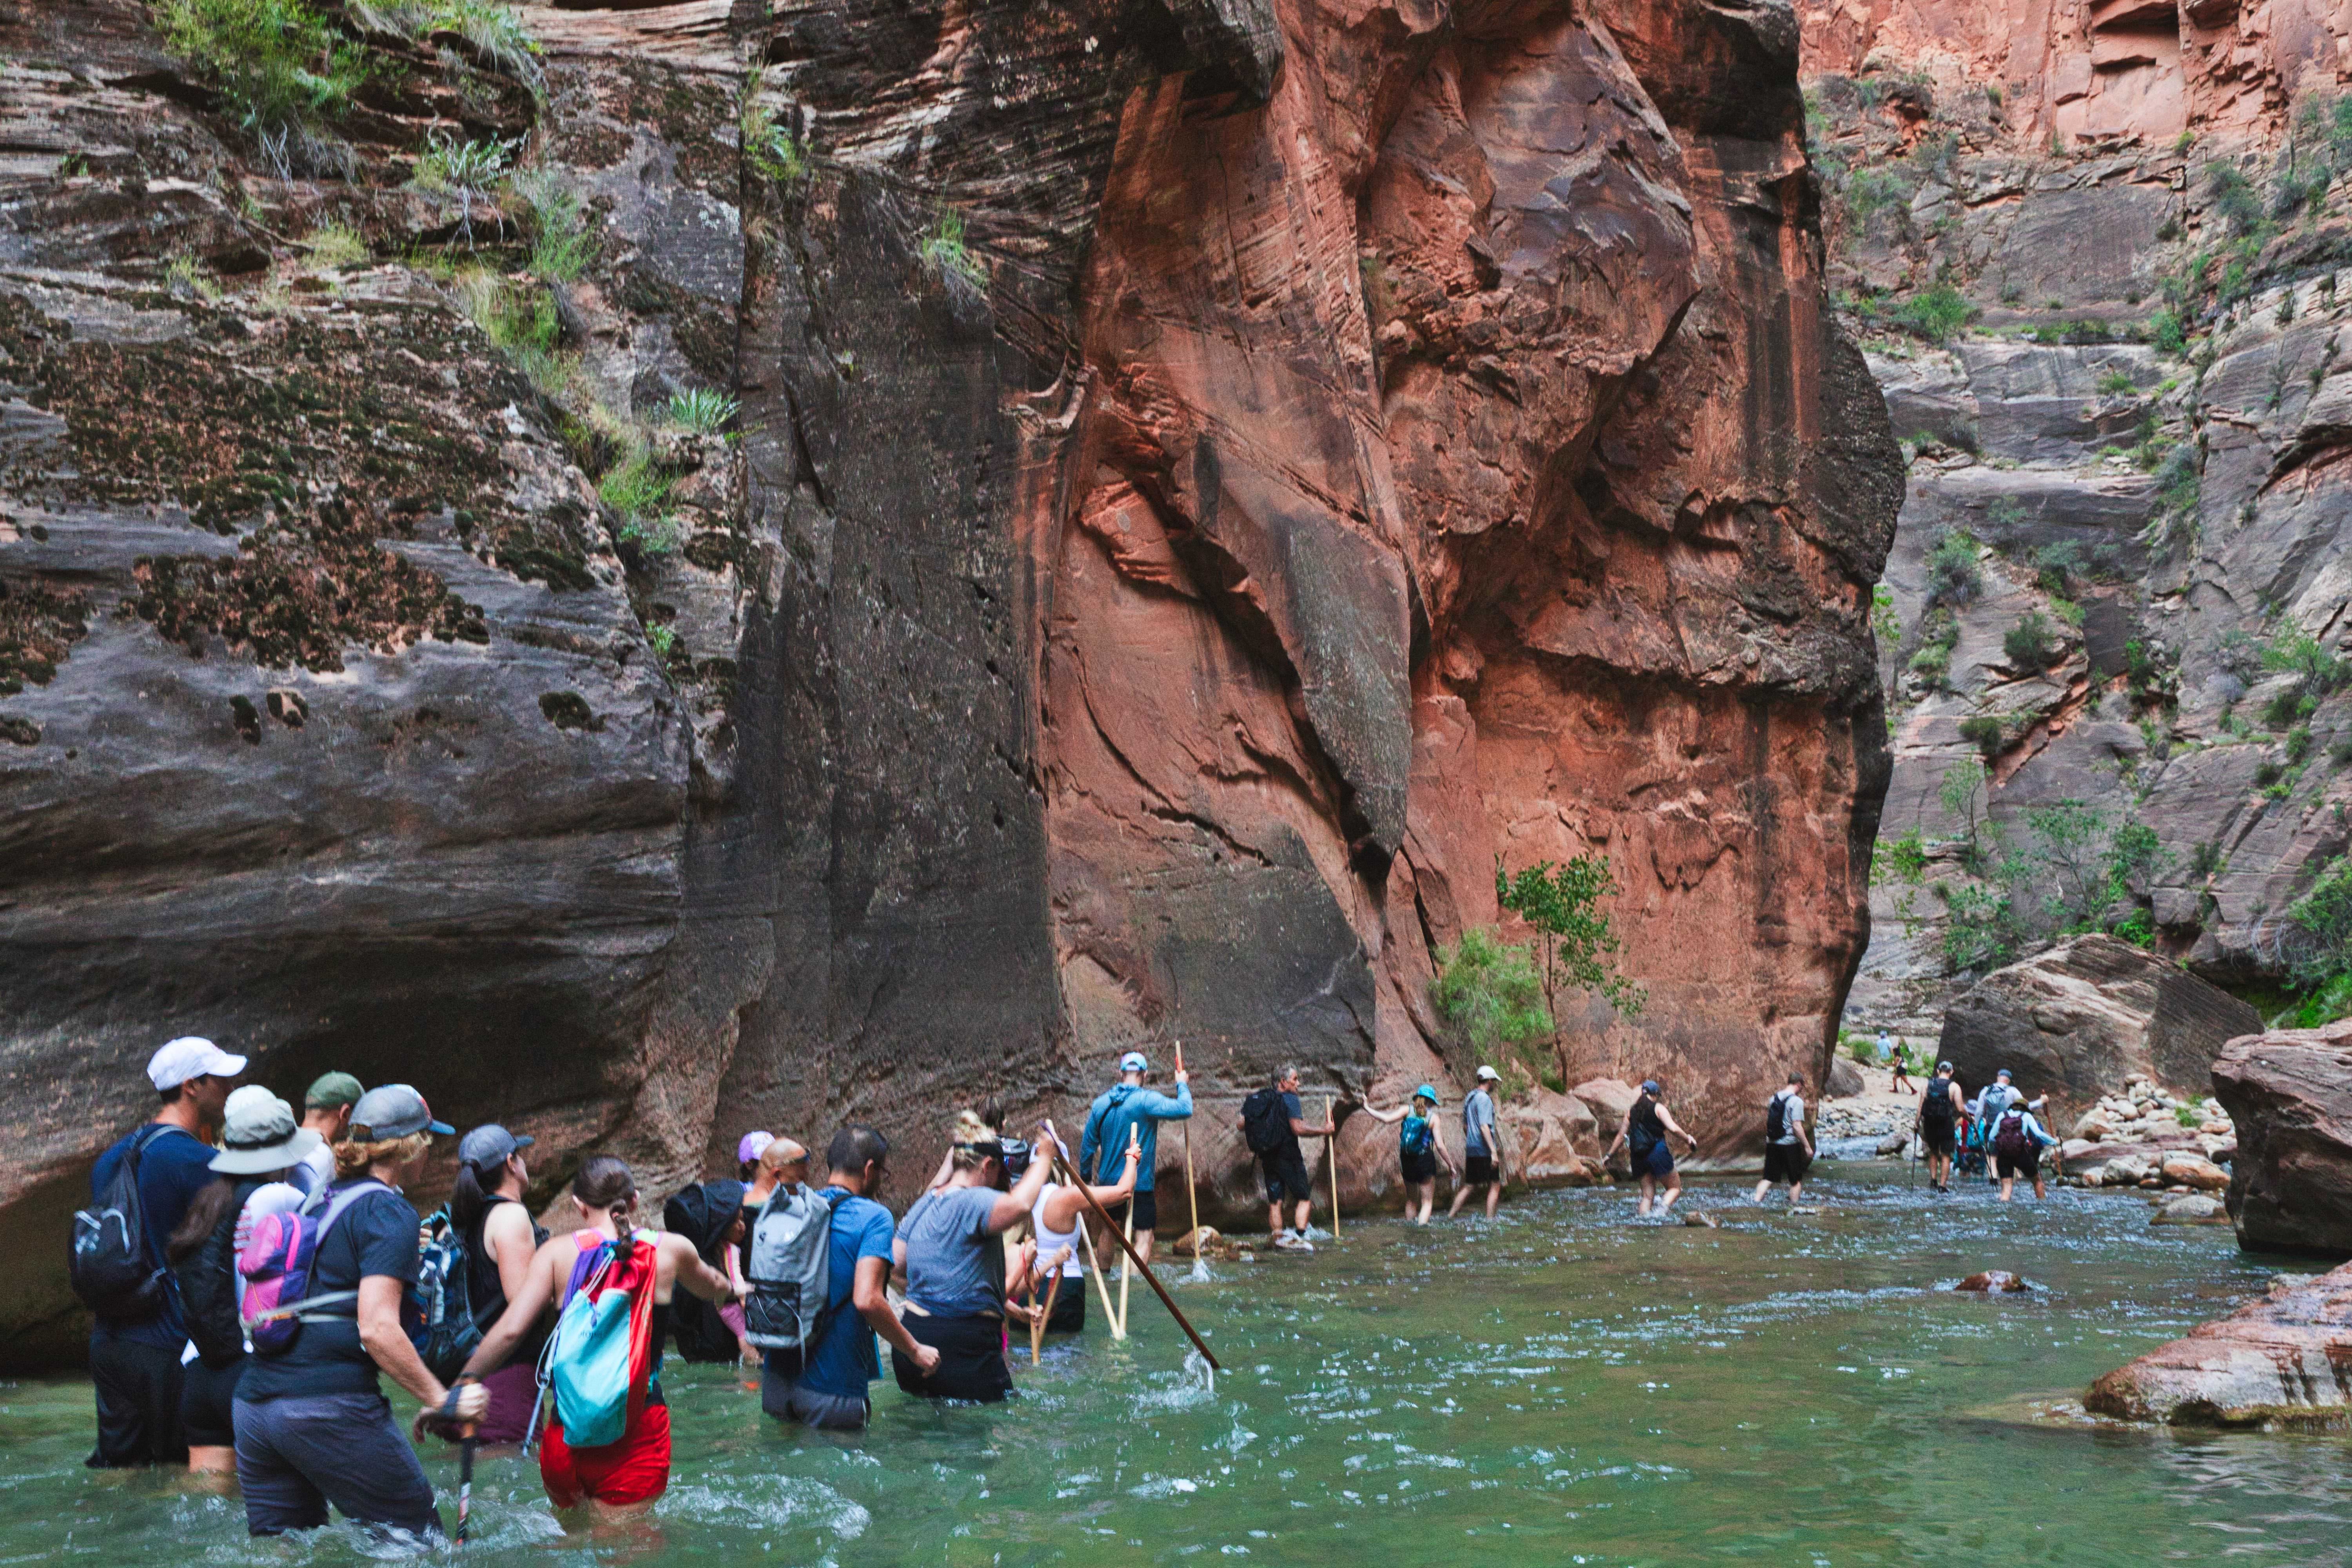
[1029,1245,1069,1364]
[1117,1123,1138,1336]
[1177,1040,1203,1276]
[1045,1121,1221,1370]
[1327,1093,1341,1242]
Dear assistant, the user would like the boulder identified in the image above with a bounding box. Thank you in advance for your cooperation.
[1937,934,2261,1127]
[2211,1024,2352,1257]
[2159,1153,2230,1192]
[1827,1055,1866,1097]
[2084,1261,2352,1427]
[1572,1078,1640,1131]
[1502,1088,1606,1186]
[2151,1194,2229,1225]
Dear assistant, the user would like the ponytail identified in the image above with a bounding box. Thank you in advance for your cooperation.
[448,1159,491,1238]
[572,1154,637,1217]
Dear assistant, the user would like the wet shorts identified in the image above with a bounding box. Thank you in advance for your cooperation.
[1922,1124,1957,1157]
[1463,1154,1497,1186]
[539,1402,671,1508]
[1763,1143,1812,1185]
[1995,1147,2041,1180]
[1401,1149,1437,1184]
[180,1354,245,1449]
[1101,1189,1157,1236]
[1636,1140,1673,1178]
[1260,1151,1313,1205]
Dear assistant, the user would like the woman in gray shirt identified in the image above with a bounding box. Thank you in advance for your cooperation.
[890,1110,1052,1403]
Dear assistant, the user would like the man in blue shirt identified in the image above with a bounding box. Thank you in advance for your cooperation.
[1078,1051,1191,1267]
[86,1035,244,1467]
[766,1125,937,1430]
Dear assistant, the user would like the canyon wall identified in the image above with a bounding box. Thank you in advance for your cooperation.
[0,0,1895,1364]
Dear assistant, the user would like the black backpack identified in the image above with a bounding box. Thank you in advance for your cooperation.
[70,1125,173,1321]
[1765,1092,1791,1143]
[1241,1089,1291,1155]
[664,1181,749,1363]
[1921,1080,1957,1127]
[1626,1099,1661,1156]
[174,1178,260,1364]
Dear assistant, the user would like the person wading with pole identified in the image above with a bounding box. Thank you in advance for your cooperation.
[1028,1132,1139,1337]
[1077,1051,1192,1273]
[1238,1067,1334,1252]
[889,1111,1053,1403]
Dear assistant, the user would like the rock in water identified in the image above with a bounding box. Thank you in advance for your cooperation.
[1937,935,2260,1127]
[1953,1271,2032,1293]
[2151,1195,2229,1225]
[1681,1211,1721,1228]
[2212,1024,2352,1256]
[2084,1262,2352,1428]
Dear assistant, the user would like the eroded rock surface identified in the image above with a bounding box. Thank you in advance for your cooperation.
[2213,1023,2352,1256]
[2085,1260,2352,1427]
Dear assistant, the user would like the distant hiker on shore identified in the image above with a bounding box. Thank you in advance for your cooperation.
[1078,1051,1192,1269]
[78,1036,245,1469]
[295,1073,363,1196]
[441,1124,546,1443]
[456,1155,733,1517]
[234,1084,483,1543]
[889,1110,1053,1403]
[764,1125,939,1430]
[165,1085,319,1475]
[1916,1061,1965,1192]
[1029,1131,1140,1334]
[1449,1064,1510,1221]
[1990,1096,2063,1202]
[1888,1044,1915,1096]
[1361,1085,1455,1225]
[1239,1066,1335,1252]
[1603,1080,1699,1218]
[1752,1072,1815,1207]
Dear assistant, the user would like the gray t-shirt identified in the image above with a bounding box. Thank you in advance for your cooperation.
[1463,1089,1498,1157]
[1770,1090,1806,1145]
[897,1185,1005,1318]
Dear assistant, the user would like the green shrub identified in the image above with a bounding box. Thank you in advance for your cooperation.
[1497,855,1646,1019]
[2287,725,2315,764]
[1924,528,1983,608]
[1432,928,1554,1058]
[664,388,739,434]
[600,454,677,559]
[154,0,365,136]
[1908,642,1951,681]
[302,221,368,270]
[2003,609,2058,668]
[1959,714,2007,756]
[919,210,987,289]
[1845,166,1913,218]
[2207,161,2266,237]
[1896,283,1978,342]
[509,170,594,282]
[2096,370,2137,396]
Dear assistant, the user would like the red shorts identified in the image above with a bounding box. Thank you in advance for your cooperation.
[539,1402,671,1508]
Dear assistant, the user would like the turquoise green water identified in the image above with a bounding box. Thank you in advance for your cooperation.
[7,1166,2347,1565]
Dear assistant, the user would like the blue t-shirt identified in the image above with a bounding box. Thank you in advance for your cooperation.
[236,1182,421,1403]
[1080,1082,1192,1192]
[89,1123,220,1350]
[789,1188,896,1400]
[896,1185,1004,1318]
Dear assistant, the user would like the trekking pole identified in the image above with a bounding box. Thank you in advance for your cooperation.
[1177,1040,1204,1277]
[1327,1094,1342,1242]
[1118,1125,1138,1337]
[1030,1246,1069,1364]
[1046,1124,1222,1370]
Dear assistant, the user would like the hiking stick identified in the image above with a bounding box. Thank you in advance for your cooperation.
[1046,1126,1221,1370]
[1327,1094,1341,1241]
[456,1426,476,1544]
[1029,1247,1069,1363]
[1177,1040,1203,1273]
[1118,1125,1137,1338]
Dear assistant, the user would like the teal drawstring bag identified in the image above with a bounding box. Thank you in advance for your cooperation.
[539,1234,650,1449]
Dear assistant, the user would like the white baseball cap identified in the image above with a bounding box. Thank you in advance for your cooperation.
[147,1036,248,1092]
[1475,1065,1501,1082]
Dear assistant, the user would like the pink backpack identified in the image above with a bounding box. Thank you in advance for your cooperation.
[238,1182,381,1353]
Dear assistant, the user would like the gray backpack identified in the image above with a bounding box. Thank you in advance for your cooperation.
[742,1183,845,1352]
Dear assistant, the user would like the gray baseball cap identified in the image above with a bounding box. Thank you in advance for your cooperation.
[209,1085,323,1175]
[457,1123,534,1171]
[348,1083,454,1140]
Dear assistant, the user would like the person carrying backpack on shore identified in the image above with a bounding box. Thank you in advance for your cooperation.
[452,1155,733,1517]
[1915,1062,1965,1192]
[1602,1080,1699,1218]
[1077,1052,1191,1269]
[1448,1065,1510,1221]
[231,1084,484,1542]
[78,1036,245,1469]
[1360,1085,1456,1225]
[1991,1096,2062,1202]
[1238,1066,1336,1251]
[1752,1072,1815,1207]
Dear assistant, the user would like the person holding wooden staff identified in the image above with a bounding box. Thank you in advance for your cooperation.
[1076,1051,1192,1272]
[1025,1136,1138,1337]
[1237,1066,1336,1253]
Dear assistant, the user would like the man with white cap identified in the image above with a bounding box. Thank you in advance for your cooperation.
[85,1034,245,1468]
[1448,1065,1512,1221]
[1077,1049,1191,1267]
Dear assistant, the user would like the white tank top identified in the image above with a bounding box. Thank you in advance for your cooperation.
[1033,1184,1083,1277]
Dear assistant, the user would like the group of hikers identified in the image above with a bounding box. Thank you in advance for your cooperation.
[1912,1060,2064,1199]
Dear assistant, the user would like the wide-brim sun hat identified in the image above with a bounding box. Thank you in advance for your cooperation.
[211,1086,323,1174]
[1413,1084,1438,1103]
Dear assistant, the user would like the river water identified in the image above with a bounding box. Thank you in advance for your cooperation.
[7,1165,2347,1565]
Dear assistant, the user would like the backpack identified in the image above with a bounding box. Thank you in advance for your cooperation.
[174,1178,259,1364]
[69,1125,174,1321]
[663,1181,748,1363]
[1400,1115,1432,1156]
[412,1207,482,1382]
[1626,1099,1661,1157]
[742,1185,846,1352]
[537,1232,657,1449]
[1992,1109,2029,1160]
[1241,1088,1291,1155]
[238,1182,381,1354]
[1765,1091,1791,1143]
[1921,1080,1957,1127]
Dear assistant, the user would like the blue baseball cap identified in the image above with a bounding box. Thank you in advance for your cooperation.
[1118,1051,1149,1073]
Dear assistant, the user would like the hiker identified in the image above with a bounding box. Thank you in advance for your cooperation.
[1915,1062,1965,1191]
[454,1155,733,1515]
[1027,1132,1140,1333]
[1888,1043,1916,1096]
[1603,1080,1699,1218]
[663,1167,751,1367]
[1752,1072,1815,1206]
[1077,1051,1192,1267]
[294,1073,363,1197]
[1238,1066,1336,1252]
[1361,1085,1456,1225]
[737,1131,773,1181]
[232,1084,483,1542]
[165,1085,319,1475]
[758,1125,938,1428]
[1990,1096,2063,1202]
[1448,1065,1510,1221]
[82,1036,245,1469]
[442,1124,546,1443]
[1976,1070,2021,1185]
[888,1110,1053,1403]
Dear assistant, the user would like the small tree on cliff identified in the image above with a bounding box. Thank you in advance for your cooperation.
[1496,855,1646,1082]
[1430,929,1554,1095]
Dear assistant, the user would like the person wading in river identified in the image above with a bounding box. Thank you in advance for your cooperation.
[1916,1062,1965,1192]
[1448,1065,1510,1221]
[1360,1085,1456,1225]
[1604,1080,1699,1218]
[1752,1072,1815,1207]
[1029,1129,1140,1334]
[1077,1052,1191,1270]
[442,1123,546,1445]
[1991,1096,2063,1203]
[890,1110,1053,1403]
[1240,1066,1336,1252]
[456,1155,733,1517]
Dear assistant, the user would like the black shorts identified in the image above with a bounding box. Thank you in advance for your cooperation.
[1401,1149,1437,1184]
[1995,1147,2041,1179]
[1039,1274,1085,1333]
[1260,1150,1313,1205]
[1922,1124,1956,1156]
[1763,1143,1812,1185]
[1463,1154,1497,1186]
[1102,1189,1157,1235]
[892,1312,1013,1403]
[180,1354,246,1448]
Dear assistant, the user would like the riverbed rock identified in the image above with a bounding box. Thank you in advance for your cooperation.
[2159,1153,2231,1192]
[1954,1270,2033,1292]
[2151,1194,2229,1225]
[2083,1261,2352,1428]
[1936,935,2261,1127]
[2211,1024,2352,1258]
